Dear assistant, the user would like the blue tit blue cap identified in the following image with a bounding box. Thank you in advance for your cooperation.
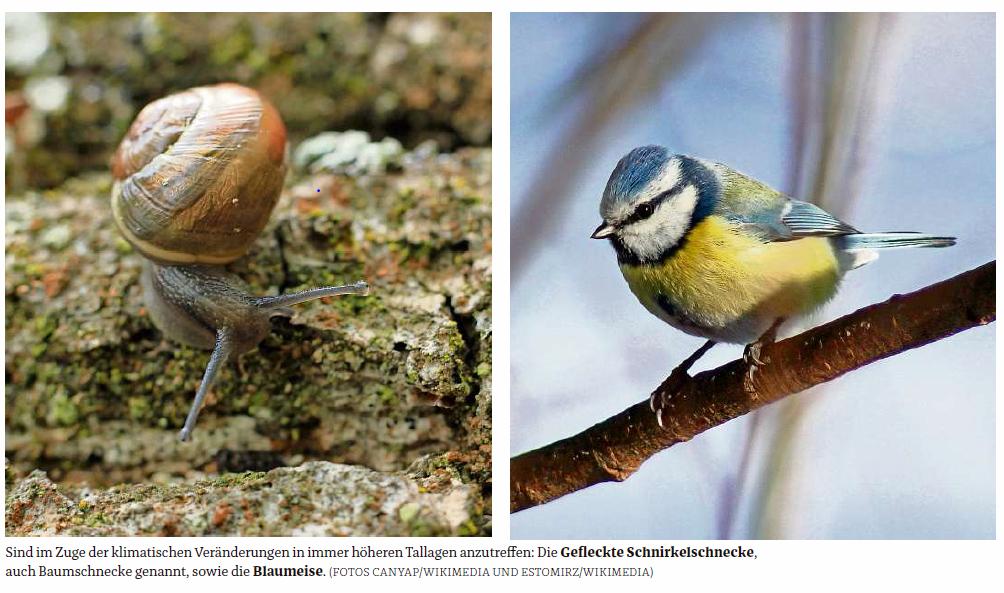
[600,145,670,220]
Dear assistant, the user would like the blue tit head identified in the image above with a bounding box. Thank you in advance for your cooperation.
[591,146,719,265]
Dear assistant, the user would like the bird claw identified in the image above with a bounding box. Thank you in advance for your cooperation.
[744,318,784,369]
[650,340,716,429]
[742,343,766,393]
[742,320,784,394]
[650,367,689,429]
[743,341,766,366]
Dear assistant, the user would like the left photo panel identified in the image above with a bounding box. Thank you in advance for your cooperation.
[5,12,492,536]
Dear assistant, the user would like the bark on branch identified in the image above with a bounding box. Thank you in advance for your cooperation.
[510,261,996,513]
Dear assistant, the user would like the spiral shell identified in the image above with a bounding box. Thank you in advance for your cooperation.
[111,83,288,265]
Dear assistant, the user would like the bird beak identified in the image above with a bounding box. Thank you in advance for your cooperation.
[591,222,615,239]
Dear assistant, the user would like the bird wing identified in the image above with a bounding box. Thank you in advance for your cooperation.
[780,200,859,238]
[713,166,859,242]
[721,196,858,243]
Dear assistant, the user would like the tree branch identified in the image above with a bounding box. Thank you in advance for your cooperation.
[510,261,996,513]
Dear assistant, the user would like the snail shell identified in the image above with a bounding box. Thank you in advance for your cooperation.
[110,83,287,265]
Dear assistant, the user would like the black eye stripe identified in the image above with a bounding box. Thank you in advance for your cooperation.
[624,185,683,225]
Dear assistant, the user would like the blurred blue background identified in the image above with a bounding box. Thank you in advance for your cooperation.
[510,13,994,539]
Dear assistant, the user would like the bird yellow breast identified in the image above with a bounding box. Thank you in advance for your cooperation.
[620,215,842,339]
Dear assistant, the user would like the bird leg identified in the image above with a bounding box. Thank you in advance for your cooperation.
[650,339,716,428]
[742,317,785,392]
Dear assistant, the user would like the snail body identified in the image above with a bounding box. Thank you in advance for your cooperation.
[112,84,368,441]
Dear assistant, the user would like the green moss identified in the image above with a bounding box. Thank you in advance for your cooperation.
[34,314,59,338]
[208,471,268,488]
[24,263,47,276]
[407,517,449,537]
[456,519,480,536]
[397,502,420,523]
[459,193,484,206]
[114,237,133,255]
[84,512,111,527]
[375,385,398,406]
[127,396,151,421]
[211,24,253,65]
[47,391,79,426]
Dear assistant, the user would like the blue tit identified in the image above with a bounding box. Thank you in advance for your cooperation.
[591,146,955,421]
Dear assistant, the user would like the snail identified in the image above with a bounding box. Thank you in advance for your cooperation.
[111,83,369,442]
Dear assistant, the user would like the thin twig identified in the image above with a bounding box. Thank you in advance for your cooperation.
[510,262,995,513]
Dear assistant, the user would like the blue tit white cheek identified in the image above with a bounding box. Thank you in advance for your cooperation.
[618,185,699,262]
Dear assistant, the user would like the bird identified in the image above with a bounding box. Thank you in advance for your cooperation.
[591,146,955,426]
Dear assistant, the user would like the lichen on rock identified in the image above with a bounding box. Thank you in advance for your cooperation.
[6,460,479,536]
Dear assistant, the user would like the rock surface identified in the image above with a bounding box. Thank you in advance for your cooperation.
[5,460,480,536]
[5,143,491,535]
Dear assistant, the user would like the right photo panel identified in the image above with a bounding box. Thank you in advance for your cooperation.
[509,12,994,539]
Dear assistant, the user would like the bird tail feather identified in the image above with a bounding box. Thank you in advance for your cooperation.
[839,232,956,251]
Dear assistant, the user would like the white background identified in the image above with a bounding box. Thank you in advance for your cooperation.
[3,3,1003,592]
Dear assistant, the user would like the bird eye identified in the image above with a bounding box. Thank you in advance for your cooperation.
[636,202,655,219]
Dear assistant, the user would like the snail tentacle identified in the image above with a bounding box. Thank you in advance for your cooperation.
[253,281,370,310]
[178,329,233,442]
